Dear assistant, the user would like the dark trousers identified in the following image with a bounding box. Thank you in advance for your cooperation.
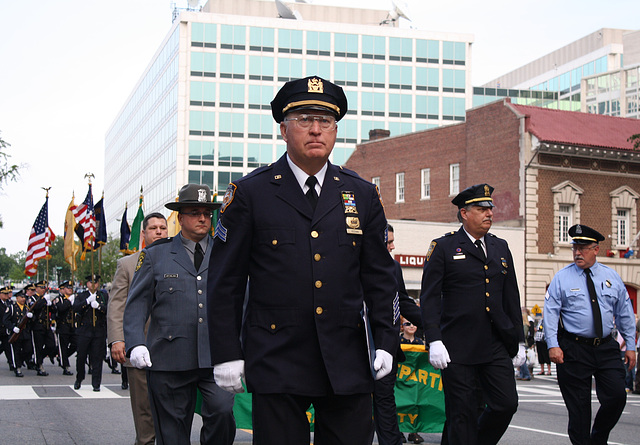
[76,334,106,388]
[58,326,76,368]
[32,326,57,365]
[252,392,373,445]
[557,337,627,445]
[11,338,33,369]
[441,338,518,445]
[146,368,235,445]
[373,356,403,445]
[0,334,13,369]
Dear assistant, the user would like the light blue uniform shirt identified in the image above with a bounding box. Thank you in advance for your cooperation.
[544,260,636,349]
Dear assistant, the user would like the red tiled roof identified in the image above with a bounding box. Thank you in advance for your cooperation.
[508,103,640,151]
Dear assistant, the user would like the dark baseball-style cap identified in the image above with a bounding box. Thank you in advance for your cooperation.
[271,76,348,123]
[568,224,605,244]
[451,184,495,209]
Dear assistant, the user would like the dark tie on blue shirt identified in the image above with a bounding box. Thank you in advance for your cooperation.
[305,176,318,211]
[194,243,204,271]
[584,268,603,338]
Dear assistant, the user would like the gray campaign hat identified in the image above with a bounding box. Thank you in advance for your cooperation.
[165,184,221,211]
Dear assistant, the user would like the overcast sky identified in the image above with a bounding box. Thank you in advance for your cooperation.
[1,0,639,255]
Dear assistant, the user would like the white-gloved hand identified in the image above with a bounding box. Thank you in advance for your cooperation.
[87,294,97,304]
[26,312,33,318]
[51,325,56,333]
[129,345,152,369]
[68,294,75,305]
[90,300,99,309]
[512,343,527,367]
[44,293,53,303]
[428,340,451,369]
[373,349,393,380]
[13,327,20,334]
[214,360,245,393]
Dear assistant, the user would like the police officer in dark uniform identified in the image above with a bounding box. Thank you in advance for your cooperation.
[54,280,76,376]
[3,290,34,377]
[29,280,58,376]
[544,224,636,445]
[207,76,398,445]
[73,274,108,391]
[0,285,16,371]
[420,184,525,445]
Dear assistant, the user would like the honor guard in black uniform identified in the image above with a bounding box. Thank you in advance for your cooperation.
[73,274,108,391]
[54,280,77,375]
[29,280,58,376]
[1,286,16,371]
[3,291,34,377]
[420,184,525,445]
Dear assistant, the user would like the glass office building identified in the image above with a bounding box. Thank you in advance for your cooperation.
[582,64,640,118]
[104,1,473,228]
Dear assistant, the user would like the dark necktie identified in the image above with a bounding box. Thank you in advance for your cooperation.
[305,176,318,211]
[194,243,204,271]
[584,268,603,338]
[475,239,486,262]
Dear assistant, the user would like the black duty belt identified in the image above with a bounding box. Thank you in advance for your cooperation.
[559,328,612,347]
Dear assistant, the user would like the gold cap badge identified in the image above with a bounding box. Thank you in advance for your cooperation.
[308,78,323,93]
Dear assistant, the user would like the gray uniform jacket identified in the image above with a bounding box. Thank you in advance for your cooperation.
[124,235,213,371]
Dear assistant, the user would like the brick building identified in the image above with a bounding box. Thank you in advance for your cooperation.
[345,99,640,311]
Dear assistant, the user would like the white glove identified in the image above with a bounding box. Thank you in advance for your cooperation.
[512,343,527,367]
[13,327,20,334]
[87,294,97,304]
[129,345,152,369]
[214,360,245,393]
[44,293,53,303]
[26,312,33,319]
[373,349,393,380]
[90,300,99,309]
[429,340,451,370]
[68,294,75,305]
[46,299,52,306]
[51,325,56,333]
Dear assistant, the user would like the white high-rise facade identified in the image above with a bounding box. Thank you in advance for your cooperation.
[104,0,473,229]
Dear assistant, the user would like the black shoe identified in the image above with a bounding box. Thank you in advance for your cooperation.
[37,369,49,376]
[63,368,73,376]
[121,381,129,390]
[74,380,81,390]
[27,362,37,370]
[15,369,24,377]
[111,368,121,374]
[408,433,424,444]
[401,434,407,443]
[93,387,100,392]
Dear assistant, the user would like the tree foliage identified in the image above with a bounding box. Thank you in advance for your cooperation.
[630,133,640,150]
[0,132,21,229]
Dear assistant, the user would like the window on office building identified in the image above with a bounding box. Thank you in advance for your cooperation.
[558,205,572,243]
[396,172,405,203]
[334,33,358,58]
[278,29,303,54]
[362,35,385,60]
[249,27,274,52]
[610,186,640,248]
[191,23,217,48]
[449,163,459,195]
[616,209,629,246]
[421,168,431,199]
[306,31,331,56]
[372,176,381,191]
[220,25,246,50]
[416,39,439,63]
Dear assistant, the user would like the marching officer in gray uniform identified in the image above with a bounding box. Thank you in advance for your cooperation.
[420,184,525,445]
[124,184,235,445]
[207,76,397,444]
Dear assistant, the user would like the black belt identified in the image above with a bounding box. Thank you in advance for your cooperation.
[559,328,612,347]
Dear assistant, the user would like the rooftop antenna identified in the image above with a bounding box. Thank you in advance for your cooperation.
[275,0,303,20]
[382,0,412,26]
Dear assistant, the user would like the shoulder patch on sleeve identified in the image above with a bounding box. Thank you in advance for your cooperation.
[375,184,384,208]
[426,241,437,262]
[220,183,237,214]
[135,251,146,272]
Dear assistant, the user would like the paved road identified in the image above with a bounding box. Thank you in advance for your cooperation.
[1,360,639,444]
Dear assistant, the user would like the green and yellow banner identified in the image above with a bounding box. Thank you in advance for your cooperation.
[197,344,445,434]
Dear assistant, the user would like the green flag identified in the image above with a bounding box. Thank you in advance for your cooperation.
[128,190,144,253]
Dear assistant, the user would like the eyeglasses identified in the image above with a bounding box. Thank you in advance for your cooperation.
[284,114,337,131]
[180,211,213,218]
[571,245,597,253]
[402,322,413,327]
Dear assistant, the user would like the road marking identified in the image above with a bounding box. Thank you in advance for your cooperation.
[0,385,127,400]
[508,425,628,444]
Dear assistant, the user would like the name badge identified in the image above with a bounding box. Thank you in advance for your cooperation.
[453,254,466,260]
[164,274,179,279]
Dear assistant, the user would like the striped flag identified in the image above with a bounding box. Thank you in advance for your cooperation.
[74,184,96,252]
[24,196,56,276]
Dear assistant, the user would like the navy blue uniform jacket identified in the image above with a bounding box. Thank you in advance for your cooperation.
[420,228,524,364]
[207,155,398,396]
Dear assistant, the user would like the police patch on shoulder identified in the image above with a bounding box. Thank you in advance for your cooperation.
[135,251,146,272]
[220,183,237,214]
[375,184,384,208]
[426,241,437,262]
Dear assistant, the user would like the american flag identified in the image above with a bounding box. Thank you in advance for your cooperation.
[73,184,96,251]
[24,197,56,276]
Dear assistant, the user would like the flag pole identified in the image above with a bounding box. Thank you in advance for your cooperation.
[41,187,51,282]
[84,173,96,327]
